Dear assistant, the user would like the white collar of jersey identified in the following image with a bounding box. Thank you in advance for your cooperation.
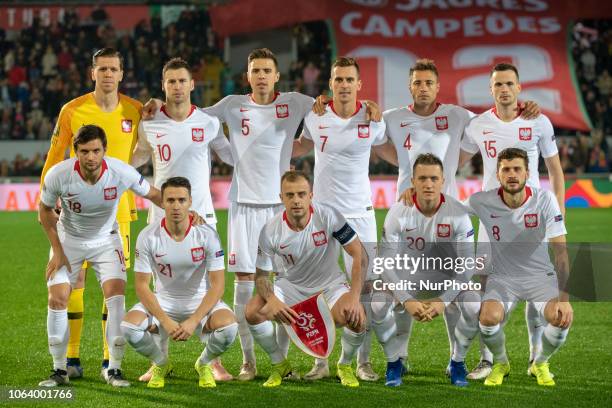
[248,91,280,105]
[497,186,533,208]
[413,192,445,216]
[161,215,193,241]
[74,159,108,183]
[282,205,314,231]
[160,104,197,121]
[329,100,363,118]
[407,102,441,116]
[491,106,520,122]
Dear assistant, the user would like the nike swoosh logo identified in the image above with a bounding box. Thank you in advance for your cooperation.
[156,133,167,139]
[279,244,290,249]
[483,131,494,135]
[490,215,502,218]
[240,108,249,112]
[154,253,167,257]
[66,193,77,197]
[405,227,417,232]
[319,125,329,129]
[400,122,409,127]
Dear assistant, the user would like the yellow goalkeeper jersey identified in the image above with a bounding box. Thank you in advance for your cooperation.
[40,92,143,222]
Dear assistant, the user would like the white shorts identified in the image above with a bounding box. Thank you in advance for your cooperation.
[483,274,559,319]
[228,201,282,273]
[47,233,126,288]
[130,296,232,342]
[344,212,377,280]
[274,278,350,310]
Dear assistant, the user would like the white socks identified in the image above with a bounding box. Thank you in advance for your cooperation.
[249,321,284,364]
[452,300,480,362]
[371,298,401,362]
[394,310,413,361]
[47,308,69,371]
[276,324,290,358]
[339,327,366,365]
[121,320,167,366]
[479,322,508,363]
[234,281,256,364]
[526,301,544,361]
[535,324,569,363]
[443,303,461,359]
[105,295,126,370]
[198,322,238,365]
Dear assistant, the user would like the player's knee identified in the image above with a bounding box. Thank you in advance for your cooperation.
[120,320,146,344]
[48,292,69,310]
[479,309,502,327]
[209,309,237,329]
[370,300,392,324]
[244,302,263,325]
[216,322,239,347]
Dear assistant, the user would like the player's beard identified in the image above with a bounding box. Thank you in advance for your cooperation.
[501,178,526,195]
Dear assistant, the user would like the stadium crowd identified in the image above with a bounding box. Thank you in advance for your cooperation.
[0,8,609,177]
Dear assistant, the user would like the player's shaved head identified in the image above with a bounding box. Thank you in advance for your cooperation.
[413,153,444,173]
[73,124,107,152]
[497,148,528,170]
[248,48,278,70]
[332,57,360,77]
[161,176,192,197]
[281,170,311,191]
[409,58,439,81]
[491,62,520,81]
[163,57,192,78]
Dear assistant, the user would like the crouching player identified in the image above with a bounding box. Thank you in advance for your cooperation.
[39,125,163,387]
[378,153,480,387]
[466,148,572,386]
[121,177,237,388]
[245,171,367,387]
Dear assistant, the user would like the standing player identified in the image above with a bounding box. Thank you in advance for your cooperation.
[131,57,233,381]
[293,57,398,381]
[459,62,566,374]
[465,148,571,386]
[121,177,237,389]
[245,171,366,387]
[38,125,162,387]
[391,59,540,379]
[39,48,142,379]
[379,153,479,387]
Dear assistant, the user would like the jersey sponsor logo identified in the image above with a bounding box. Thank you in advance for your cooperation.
[435,116,448,130]
[519,127,532,141]
[554,214,563,222]
[192,128,204,142]
[276,104,289,118]
[240,107,249,112]
[215,249,224,258]
[121,119,133,133]
[467,229,475,237]
[104,187,117,200]
[437,223,451,237]
[524,213,539,228]
[312,231,328,247]
[191,247,205,262]
[229,252,236,265]
[357,124,370,138]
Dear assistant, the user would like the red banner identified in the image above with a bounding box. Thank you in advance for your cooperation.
[0,5,149,30]
[211,0,612,131]
[283,293,336,358]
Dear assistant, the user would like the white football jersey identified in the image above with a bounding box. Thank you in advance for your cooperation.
[136,106,226,224]
[41,157,150,241]
[203,92,314,204]
[383,104,474,199]
[381,194,475,303]
[461,109,558,190]
[466,187,566,278]
[256,202,357,290]
[134,220,225,300]
[303,102,387,218]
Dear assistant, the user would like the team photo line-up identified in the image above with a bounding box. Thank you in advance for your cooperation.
[37,46,572,390]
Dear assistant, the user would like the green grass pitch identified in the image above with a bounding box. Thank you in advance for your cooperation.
[0,208,611,407]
